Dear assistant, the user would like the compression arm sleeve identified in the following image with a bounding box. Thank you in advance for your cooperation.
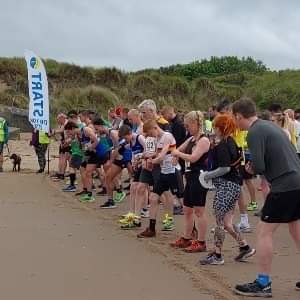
[204,167,231,180]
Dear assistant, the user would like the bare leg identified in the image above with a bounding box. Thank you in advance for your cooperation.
[135,182,148,216]
[162,191,174,217]
[80,167,87,189]
[149,193,160,220]
[194,207,207,241]
[106,164,122,199]
[183,206,194,239]
[85,164,96,192]
[256,221,280,274]
[245,179,256,203]
[129,182,139,213]
[288,220,300,250]
[238,190,250,228]
[224,211,247,246]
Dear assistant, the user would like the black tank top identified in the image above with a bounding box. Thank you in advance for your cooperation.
[184,135,208,173]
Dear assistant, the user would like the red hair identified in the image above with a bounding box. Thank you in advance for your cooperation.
[213,113,237,139]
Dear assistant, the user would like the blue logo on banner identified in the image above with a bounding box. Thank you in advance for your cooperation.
[30,57,40,69]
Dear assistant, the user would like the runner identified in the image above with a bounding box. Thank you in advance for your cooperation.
[137,119,178,238]
[62,122,84,192]
[51,113,70,180]
[108,108,122,130]
[199,113,256,265]
[232,98,300,297]
[161,106,188,215]
[100,125,135,209]
[119,130,146,229]
[133,99,171,222]
[138,99,171,132]
[170,111,210,253]
[215,99,253,232]
[0,116,9,172]
[233,129,255,232]
[128,109,143,134]
[75,118,99,202]
[271,112,291,140]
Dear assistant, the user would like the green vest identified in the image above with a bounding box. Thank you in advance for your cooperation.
[39,131,50,144]
[0,117,6,143]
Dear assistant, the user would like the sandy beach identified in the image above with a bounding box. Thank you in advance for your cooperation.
[1,137,299,300]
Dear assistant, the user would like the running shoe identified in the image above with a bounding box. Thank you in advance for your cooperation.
[183,240,206,253]
[100,200,116,209]
[80,194,95,203]
[236,223,252,233]
[247,201,258,211]
[36,169,44,174]
[114,191,126,203]
[162,214,172,224]
[162,215,174,231]
[162,218,175,231]
[140,209,149,218]
[173,205,184,215]
[170,237,192,248]
[75,190,87,196]
[121,220,141,230]
[119,213,138,224]
[137,228,156,238]
[62,185,77,192]
[199,252,224,265]
[235,247,256,262]
[235,280,272,298]
[296,281,300,291]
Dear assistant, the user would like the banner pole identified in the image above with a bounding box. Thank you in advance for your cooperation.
[47,142,50,174]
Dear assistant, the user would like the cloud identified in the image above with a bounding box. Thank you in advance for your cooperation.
[0,0,300,70]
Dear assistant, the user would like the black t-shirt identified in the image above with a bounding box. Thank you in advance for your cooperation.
[213,136,242,184]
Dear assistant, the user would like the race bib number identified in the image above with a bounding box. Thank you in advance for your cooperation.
[145,138,156,153]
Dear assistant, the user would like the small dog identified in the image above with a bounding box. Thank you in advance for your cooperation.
[10,154,21,172]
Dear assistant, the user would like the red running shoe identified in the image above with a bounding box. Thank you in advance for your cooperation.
[170,237,192,248]
[183,240,207,253]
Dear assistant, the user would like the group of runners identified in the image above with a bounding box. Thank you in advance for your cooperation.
[29,97,300,298]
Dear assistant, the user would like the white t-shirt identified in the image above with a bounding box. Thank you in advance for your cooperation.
[156,132,176,174]
[144,137,157,156]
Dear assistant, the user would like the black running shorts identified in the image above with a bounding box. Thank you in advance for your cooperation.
[152,173,179,196]
[133,167,142,182]
[70,155,83,170]
[139,167,160,187]
[261,189,300,223]
[184,172,208,208]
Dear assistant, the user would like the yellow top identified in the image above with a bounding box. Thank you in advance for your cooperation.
[39,131,50,144]
[233,130,248,149]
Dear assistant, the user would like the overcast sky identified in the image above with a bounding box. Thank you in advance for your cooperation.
[0,0,299,71]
